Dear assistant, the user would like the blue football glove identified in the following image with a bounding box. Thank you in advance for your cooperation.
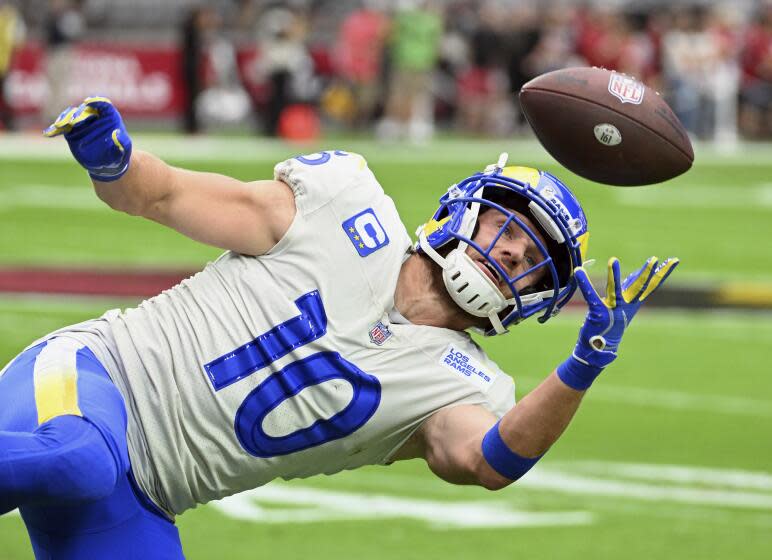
[557,256,679,391]
[43,96,132,182]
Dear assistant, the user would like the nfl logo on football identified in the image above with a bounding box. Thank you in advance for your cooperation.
[607,72,644,105]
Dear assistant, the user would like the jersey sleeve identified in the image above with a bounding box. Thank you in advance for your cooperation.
[274,151,380,216]
[422,332,516,420]
[482,363,516,418]
[463,347,516,418]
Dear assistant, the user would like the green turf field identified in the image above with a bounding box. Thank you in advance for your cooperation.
[0,136,770,559]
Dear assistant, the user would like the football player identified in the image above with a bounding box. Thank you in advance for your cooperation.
[0,97,678,558]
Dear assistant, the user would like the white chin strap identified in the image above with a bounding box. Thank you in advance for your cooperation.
[418,232,513,334]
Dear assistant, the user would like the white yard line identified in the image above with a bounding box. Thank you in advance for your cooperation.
[0,135,555,165]
[354,461,772,505]
[207,459,772,528]
[614,183,772,209]
[212,484,592,529]
[8,460,772,524]
[565,462,772,491]
[521,471,772,510]
[586,384,772,417]
[1,133,771,165]
[514,373,772,418]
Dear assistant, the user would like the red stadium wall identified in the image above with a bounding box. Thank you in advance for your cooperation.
[7,42,328,121]
[7,42,185,118]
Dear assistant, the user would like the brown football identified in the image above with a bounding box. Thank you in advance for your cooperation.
[519,67,694,186]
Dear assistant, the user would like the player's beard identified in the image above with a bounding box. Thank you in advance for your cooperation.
[418,249,492,332]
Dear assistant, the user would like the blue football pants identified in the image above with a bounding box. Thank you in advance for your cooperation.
[0,338,184,559]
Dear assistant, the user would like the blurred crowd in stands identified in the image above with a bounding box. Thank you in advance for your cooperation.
[0,0,770,142]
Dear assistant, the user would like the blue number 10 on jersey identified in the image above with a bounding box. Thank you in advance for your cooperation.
[204,291,382,457]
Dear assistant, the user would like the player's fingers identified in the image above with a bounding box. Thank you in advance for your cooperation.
[68,104,99,128]
[42,123,64,137]
[82,95,116,116]
[602,257,622,308]
[43,105,78,137]
[640,258,679,301]
[574,266,603,307]
[622,256,657,303]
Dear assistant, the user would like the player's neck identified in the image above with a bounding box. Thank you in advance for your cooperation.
[394,253,473,332]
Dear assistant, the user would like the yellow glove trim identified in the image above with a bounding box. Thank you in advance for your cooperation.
[43,105,99,137]
[43,106,77,137]
[602,257,618,308]
[622,257,657,303]
[54,106,78,127]
[69,105,99,127]
[639,258,679,301]
[111,129,125,153]
[83,96,113,106]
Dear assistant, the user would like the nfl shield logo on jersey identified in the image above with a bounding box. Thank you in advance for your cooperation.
[368,321,392,345]
[607,72,645,104]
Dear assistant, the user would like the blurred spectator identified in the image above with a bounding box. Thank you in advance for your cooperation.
[251,6,318,137]
[523,4,584,78]
[704,4,742,145]
[330,1,390,128]
[378,0,442,143]
[0,0,25,131]
[501,1,541,130]
[44,0,84,121]
[661,6,714,138]
[455,1,515,136]
[6,0,771,141]
[196,25,252,130]
[740,1,772,138]
[662,4,742,141]
[433,13,469,128]
[233,0,260,32]
[181,6,220,134]
[576,5,627,71]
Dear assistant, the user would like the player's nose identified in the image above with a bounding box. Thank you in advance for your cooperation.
[501,237,527,262]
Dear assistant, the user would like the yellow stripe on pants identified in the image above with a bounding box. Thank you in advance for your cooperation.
[33,339,83,425]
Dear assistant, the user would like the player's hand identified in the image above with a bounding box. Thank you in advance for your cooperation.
[44,96,132,182]
[557,256,679,390]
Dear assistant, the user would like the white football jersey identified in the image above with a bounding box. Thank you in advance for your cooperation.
[52,151,516,517]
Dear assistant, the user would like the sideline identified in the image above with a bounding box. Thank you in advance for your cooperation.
[1,133,771,165]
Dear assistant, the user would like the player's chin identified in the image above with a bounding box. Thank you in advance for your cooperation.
[468,312,494,331]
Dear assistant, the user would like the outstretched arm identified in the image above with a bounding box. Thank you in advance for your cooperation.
[400,373,584,490]
[94,150,295,256]
[398,256,679,490]
[45,97,295,256]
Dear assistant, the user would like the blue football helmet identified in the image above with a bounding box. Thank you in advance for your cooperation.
[416,153,589,335]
